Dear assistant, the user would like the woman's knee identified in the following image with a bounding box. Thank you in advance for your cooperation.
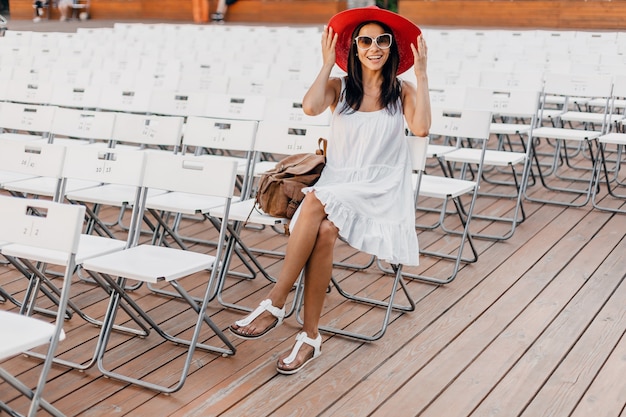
[317,219,338,244]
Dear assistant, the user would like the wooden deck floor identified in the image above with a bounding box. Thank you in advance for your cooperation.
[2,18,626,417]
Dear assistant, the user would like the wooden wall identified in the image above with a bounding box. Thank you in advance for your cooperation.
[400,0,626,30]
[8,0,626,29]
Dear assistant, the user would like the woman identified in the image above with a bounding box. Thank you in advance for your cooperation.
[229,6,431,375]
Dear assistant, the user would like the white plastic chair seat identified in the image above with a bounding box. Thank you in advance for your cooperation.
[540,109,565,120]
[250,160,278,177]
[0,171,35,186]
[146,191,240,216]
[75,234,127,263]
[532,126,602,141]
[490,122,532,136]
[598,132,626,145]
[82,244,216,284]
[0,133,46,141]
[427,144,457,158]
[3,242,75,266]
[444,148,526,166]
[588,97,626,110]
[210,198,286,226]
[560,111,624,125]
[3,177,99,197]
[66,184,166,206]
[0,311,65,361]
[418,174,477,199]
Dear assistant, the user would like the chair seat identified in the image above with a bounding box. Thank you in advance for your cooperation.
[444,148,526,166]
[3,177,99,197]
[3,242,74,266]
[598,132,626,145]
[81,244,216,284]
[66,184,166,206]
[75,234,127,263]
[539,109,565,120]
[532,126,602,141]
[249,160,278,177]
[0,133,46,142]
[427,144,457,158]
[0,311,65,361]
[560,111,624,125]
[0,171,35,187]
[210,198,286,226]
[146,191,239,215]
[588,97,626,110]
[490,122,532,135]
[417,174,476,199]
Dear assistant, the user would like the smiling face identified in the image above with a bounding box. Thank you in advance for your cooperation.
[355,23,390,72]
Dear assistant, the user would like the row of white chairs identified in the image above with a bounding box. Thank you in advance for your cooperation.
[0,90,331,124]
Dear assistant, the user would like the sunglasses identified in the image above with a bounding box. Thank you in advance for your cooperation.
[354,33,393,50]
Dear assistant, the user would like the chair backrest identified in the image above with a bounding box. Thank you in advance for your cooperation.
[148,89,208,117]
[466,87,541,119]
[203,93,266,121]
[429,108,493,141]
[0,102,57,136]
[183,116,258,153]
[142,152,238,198]
[0,139,67,179]
[50,107,117,142]
[4,80,53,105]
[226,76,282,97]
[253,121,330,155]
[263,97,331,126]
[0,195,85,257]
[542,72,614,99]
[97,85,153,113]
[49,83,102,110]
[110,112,184,149]
[62,146,147,187]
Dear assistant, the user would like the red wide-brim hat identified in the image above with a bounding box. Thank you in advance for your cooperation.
[328,6,421,75]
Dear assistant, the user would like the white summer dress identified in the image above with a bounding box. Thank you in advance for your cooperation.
[291,78,419,266]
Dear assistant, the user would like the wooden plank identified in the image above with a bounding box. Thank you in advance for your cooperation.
[415,214,626,416]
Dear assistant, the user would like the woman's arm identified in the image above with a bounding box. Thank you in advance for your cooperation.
[403,34,431,137]
[302,25,341,116]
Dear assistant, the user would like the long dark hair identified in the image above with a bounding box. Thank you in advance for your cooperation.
[339,20,402,115]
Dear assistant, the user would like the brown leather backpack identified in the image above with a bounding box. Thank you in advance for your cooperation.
[255,138,327,219]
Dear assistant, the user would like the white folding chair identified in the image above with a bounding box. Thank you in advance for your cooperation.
[441,88,540,240]
[0,195,85,417]
[413,108,493,284]
[81,152,238,393]
[525,73,614,207]
[592,74,626,213]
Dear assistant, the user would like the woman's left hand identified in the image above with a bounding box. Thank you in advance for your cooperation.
[410,34,428,77]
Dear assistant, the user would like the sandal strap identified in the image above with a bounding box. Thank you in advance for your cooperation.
[282,332,322,365]
[234,299,285,327]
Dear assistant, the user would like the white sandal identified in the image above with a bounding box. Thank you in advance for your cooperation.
[229,299,285,340]
[276,331,322,375]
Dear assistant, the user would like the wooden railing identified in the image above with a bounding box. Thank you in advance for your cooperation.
[8,0,626,29]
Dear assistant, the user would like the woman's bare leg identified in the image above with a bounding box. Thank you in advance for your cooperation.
[277,218,337,372]
[231,193,328,335]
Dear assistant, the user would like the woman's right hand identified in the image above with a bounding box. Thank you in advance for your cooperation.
[321,25,338,68]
